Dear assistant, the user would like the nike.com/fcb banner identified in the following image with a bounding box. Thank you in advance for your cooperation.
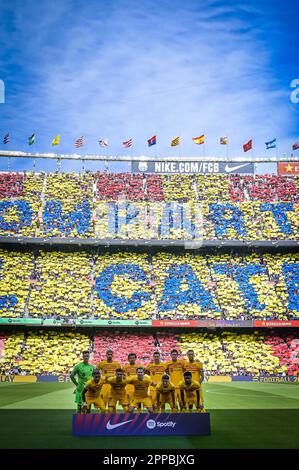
[131,161,255,174]
[72,412,211,436]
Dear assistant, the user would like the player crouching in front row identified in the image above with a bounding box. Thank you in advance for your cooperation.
[156,374,178,412]
[127,367,154,413]
[107,368,130,413]
[179,371,204,413]
[82,369,106,413]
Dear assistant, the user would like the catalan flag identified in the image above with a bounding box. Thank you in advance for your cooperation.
[192,134,204,145]
[51,134,60,146]
[171,136,180,147]
[220,136,228,145]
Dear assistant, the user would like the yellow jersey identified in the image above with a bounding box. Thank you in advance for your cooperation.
[165,360,186,387]
[127,374,151,399]
[179,380,200,399]
[156,382,175,400]
[96,360,121,378]
[184,361,203,382]
[84,378,106,398]
[122,363,144,377]
[146,362,166,385]
[107,377,128,397]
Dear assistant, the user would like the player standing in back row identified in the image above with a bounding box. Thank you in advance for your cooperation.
[184,349,205,410]
[96,349,121,406]
[70,350,95,413]
[165,349,186,410]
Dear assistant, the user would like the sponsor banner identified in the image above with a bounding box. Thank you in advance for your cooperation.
[152,320,199,327]
[252,376,298,383]
[13,375,37,383]
[76,320,152,326]
[37,375,70,382]
[0,318,42,325]
[215,320,253,327]
[72,412,211,436]
[132,161,254,174]
[253,320,299,327]
[231,376,253,382]
[278,162,299,175]
[208,376,232,383]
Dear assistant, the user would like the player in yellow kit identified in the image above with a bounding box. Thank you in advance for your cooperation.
[82,369,106,413]
[184,349,205,410]
[96,349,121,405]
[127,367,153,413]
[165,349,186,409]
[156,374,177,412]
[146,351,166,409]
[107,369,129,412]
[179,371,204,413]
[123,353,143,402]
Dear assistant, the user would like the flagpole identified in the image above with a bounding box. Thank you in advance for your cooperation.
[226,134,229,161]
[105,143,109,172]
[251,137,253,160]
[276,138,278,160]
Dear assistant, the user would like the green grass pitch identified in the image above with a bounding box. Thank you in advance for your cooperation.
[0,381,298,449]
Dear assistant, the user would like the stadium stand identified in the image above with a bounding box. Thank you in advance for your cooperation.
[0,249,298,320]
[0,330,298,376]
[28,251,92,319]
[0,331,90,375]
[0,171,298,239]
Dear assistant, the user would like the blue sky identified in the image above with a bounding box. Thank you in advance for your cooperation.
[0,0,298,172]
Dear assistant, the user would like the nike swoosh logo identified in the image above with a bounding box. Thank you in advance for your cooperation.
[106,419,134,430]
[224,163,251,172]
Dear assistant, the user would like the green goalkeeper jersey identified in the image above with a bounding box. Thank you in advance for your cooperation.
[70,362,95,391]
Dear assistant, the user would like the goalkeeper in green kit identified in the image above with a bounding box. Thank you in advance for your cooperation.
[70,350,95,413]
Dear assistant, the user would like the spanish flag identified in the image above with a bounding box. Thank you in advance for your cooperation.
[171,136,180,147]
[192,134,204,145]
[52,134,60,146]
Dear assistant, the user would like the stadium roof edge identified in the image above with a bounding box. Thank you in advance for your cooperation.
[0,150,298,162]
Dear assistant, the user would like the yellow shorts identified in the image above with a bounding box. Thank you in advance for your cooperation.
[86,396,106,411]
[130,397,152,409]
[150,386,157,405]
[126,384,135,400]
[101,383,111,402]
[108,395,129,407]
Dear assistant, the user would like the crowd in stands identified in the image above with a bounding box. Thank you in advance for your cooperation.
[0,330,298,376]
[0,171,298,239]
[0,249,298,320]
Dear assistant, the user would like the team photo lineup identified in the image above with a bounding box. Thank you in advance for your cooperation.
[0,0,299,459]
[71,349,204,414]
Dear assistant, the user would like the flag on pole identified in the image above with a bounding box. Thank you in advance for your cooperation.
[243,139,252,152]
[3,133,10,144]
[192,134,205,145]
[123,138,133,148]
[171,136,180,147]
[51,134,60,146]
[148,135,156,147]
[74,136,84,148]
[265,138,276,149]
[293,141,299,151]
[220,136,228,145]
[28,134,35,145]
[98,139,108,147]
